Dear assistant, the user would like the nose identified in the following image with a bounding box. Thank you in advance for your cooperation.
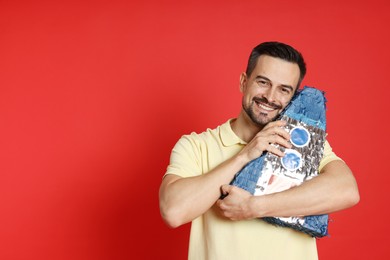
[263,87,277,103]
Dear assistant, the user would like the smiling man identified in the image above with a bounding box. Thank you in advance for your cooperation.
[241,55,299,125]
[159,42,359,260]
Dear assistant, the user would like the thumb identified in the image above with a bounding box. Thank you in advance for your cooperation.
[221,184,232,196]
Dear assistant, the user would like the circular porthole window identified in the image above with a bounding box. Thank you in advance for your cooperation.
[281,149,302,171]
[290,126,310,147]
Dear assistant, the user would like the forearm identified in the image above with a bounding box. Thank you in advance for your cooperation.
[159,155,247,228]
[250,160,360,218]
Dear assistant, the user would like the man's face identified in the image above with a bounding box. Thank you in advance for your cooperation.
[240,55,300,127]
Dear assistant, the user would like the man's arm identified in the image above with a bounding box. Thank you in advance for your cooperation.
[159,121,291,228]
[217,159,360,220]
[159,156,245,228]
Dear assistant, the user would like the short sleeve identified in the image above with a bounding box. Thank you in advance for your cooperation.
[165,134,203,178]
[318,140,343,172]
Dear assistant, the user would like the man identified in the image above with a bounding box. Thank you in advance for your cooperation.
[159,42,359,259]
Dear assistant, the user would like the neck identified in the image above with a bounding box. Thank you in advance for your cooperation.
[231,110,264,143]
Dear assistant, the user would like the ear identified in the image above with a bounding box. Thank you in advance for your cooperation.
[239,72,247,93]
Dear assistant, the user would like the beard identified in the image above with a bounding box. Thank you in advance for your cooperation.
[242,97,282,127]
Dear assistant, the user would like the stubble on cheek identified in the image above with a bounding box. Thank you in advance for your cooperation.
[243,100,279,126]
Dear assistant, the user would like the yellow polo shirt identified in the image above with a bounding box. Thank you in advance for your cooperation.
[166,119,340,260]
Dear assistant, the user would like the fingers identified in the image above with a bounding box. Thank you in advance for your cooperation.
[253,120,292,157]
[265,120,287,128]
[217,186,253,220]
[266,132,292,150]
[236,120,292,163]
[267,143,285,157]
[274,125,291,141]
[220,184,232,196]
[263,120,290,140]
[257,120,291,146]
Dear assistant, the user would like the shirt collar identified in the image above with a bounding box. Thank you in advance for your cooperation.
[220,119,247,146]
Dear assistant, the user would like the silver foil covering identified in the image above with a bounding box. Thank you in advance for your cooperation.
[254,115,326,197]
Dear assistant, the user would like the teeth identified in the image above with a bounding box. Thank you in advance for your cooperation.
[258,103,275,111]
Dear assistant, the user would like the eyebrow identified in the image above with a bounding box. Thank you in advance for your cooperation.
[255,75,294,92]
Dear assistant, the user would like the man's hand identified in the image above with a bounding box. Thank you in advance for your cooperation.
[236,120,292,164]
[217,185,255,221]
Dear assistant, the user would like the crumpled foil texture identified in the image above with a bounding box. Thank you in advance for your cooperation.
[230,86,329,237]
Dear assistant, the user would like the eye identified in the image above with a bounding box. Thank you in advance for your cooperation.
[281,87,292,95]
[257,80,269,87]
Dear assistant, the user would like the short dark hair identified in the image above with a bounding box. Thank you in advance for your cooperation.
[246,42,306,87]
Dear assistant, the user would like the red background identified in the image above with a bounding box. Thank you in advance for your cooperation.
[0,0,389,259]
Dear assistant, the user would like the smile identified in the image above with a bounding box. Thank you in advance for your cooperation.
[256,101,277,112]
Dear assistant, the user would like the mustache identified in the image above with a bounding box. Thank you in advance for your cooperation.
[252,97,282,110]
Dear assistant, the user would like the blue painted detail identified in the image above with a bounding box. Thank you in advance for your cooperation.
[290,127,310,147]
